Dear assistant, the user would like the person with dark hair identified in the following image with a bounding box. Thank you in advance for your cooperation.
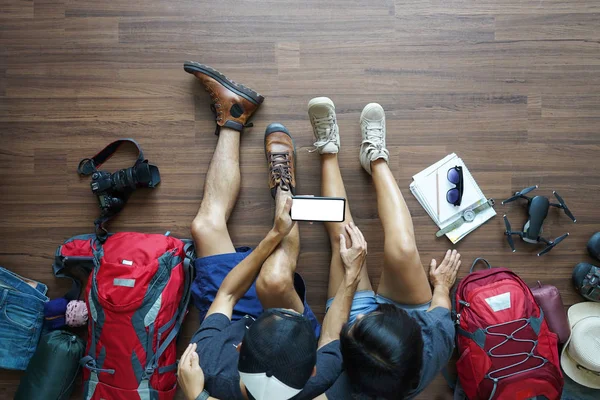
[176,65,368,400]
[307,97,461,399]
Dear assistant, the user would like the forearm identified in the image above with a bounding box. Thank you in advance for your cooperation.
[318,274,359,348]
[428,285,451,311]
[218,229,283,302]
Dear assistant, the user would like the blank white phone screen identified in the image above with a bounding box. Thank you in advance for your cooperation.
[291,197,345,222]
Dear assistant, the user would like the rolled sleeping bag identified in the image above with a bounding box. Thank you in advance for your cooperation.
[15,330,85,400]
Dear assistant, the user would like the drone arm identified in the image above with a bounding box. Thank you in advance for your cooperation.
[501,195,531,205]
[538,233,569,256]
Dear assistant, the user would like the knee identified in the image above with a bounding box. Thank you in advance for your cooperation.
[191,214,227,243]
[256,268,295,298]
[385,237,419,265]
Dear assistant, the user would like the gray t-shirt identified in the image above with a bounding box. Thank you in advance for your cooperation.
[325,307,456,399]
[192,313,343,400]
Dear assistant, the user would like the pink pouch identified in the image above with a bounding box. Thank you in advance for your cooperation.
[530,281,570,344]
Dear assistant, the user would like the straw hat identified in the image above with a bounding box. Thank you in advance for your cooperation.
[560,302,600,389]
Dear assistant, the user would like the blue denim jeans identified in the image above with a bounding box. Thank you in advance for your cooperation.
[0,267,48,370]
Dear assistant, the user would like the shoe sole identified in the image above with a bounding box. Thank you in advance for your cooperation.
[183,61,265,106]
[264,123,297,197]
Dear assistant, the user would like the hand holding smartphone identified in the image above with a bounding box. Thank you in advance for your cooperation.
[291,196,346,222]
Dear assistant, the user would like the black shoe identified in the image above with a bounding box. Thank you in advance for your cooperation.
[573,262,600,302]
[587,232,600,261]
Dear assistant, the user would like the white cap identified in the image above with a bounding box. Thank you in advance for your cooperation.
[239,371,302,400]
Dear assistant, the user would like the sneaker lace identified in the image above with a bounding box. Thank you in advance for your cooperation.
[362,123,389,157]
[269,152,292,191]
[310,115,338,152]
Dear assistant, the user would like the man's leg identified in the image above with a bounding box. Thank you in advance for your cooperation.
[321,154,373,298]
[256,123,305,312]
[256,187,305,312]
[186,62,264,257]
[191,128,239,257]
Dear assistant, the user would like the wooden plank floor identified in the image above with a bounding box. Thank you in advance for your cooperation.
[1,1,600,398]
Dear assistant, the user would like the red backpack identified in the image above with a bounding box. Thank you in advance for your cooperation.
[453,258,563,400]
[53,232,193,400]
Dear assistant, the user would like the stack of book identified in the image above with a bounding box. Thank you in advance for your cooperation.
[410,153,496,244]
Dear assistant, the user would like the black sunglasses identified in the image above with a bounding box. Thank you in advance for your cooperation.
[446,166,464,206]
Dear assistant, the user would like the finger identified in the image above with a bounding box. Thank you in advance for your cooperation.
[440,249,451,267]
[346,224,360,247]
[181,343,193,362]
[191,350,199,367]
[283,197,293,214]
[181,345,192,367]
[429,259,437,274]
[355,225,366,247]
[454,252,461,266]
[455,260,462,272]
[447,249,458,268]
[339,234,347,251]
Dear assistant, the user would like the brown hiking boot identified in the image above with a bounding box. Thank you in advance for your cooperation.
[264,123,296,199]
[184,61,264,135]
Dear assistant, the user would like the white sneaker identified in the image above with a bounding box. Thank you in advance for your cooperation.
[360,103,389,175]
[308,97,340,154]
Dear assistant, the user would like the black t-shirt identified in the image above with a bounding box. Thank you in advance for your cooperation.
[324,307,455,399]
[192,313,343,400]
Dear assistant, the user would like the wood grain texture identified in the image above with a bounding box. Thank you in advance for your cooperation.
[1,0,600,398]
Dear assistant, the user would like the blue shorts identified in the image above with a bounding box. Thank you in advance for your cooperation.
[0,267,49,370]
[326,290,431,325]
[192,247,321,338]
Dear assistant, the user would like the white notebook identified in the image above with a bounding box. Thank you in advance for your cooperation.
[410,154,496,243]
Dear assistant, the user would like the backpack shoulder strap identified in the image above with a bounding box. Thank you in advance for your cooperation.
[53,235,100,300]
[143,241,195,378]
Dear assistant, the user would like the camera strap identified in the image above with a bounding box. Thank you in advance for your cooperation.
[77,138,146,176]
[77,139,160,239]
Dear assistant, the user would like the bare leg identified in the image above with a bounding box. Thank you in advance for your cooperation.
[191,128,239,258]
[256,188,305,312]
[321,154,373,298]
[372,159,432,304]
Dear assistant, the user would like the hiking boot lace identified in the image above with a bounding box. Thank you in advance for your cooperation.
[269,152,292,191]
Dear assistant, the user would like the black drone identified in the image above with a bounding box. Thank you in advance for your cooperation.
[502,185,576,256]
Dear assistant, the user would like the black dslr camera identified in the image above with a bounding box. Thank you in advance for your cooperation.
[78,139,160,236]
[90,163,159,216]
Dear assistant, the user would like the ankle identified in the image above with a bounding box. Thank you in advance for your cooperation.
[371,158,388,171]
[321,153,338,162]
[219,127,241,137]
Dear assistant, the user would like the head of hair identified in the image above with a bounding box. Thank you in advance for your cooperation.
[238,308,317,397]
[339,304,424,399]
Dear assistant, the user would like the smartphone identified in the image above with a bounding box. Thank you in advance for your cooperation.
[291,196,346,222]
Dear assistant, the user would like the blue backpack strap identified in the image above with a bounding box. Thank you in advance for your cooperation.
[143,242,195,378]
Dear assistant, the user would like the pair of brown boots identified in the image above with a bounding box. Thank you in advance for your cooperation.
[184,61,294,199]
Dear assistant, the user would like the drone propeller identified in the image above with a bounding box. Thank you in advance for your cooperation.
[502,185,538,205]
[553,191,576,222]
[538,232,570,256]
[503,215,516,252]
